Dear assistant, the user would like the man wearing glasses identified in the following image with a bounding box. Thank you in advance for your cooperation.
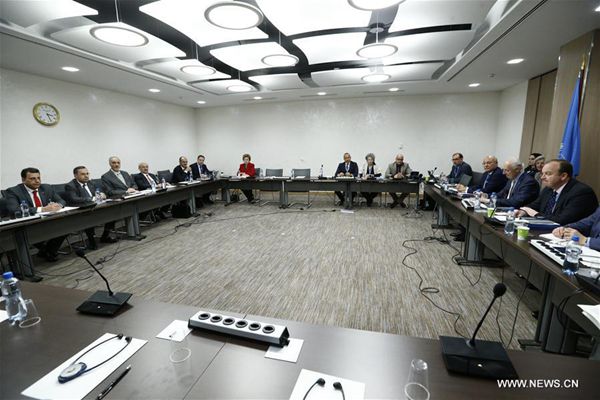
[448,153,473,184]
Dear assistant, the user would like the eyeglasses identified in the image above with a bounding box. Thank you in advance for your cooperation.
[452,158,461,161]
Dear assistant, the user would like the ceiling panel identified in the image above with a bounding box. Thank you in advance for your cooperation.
[389,0,494,32]
[293,32,367,65]
[210,42,292,72]
[142,59,231,82]
[51,22,185,63]
[139,0,268,47]
[0,0,97,28]
[311,63,443,86]
[249,73,309,90]
[190,79,257,95]
[383,30,475,64]
[256,0,371,36]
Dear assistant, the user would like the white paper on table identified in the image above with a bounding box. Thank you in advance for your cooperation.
[538,233,565,242]
[0,309,8,323]
[265,338,303,363]
[289,369,365,400]
[22,333,146,400]
[155,320,191,342]
[578,305,600,331]
[38,206,79,216]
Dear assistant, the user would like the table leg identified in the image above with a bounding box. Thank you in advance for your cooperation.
[13,229,41,281]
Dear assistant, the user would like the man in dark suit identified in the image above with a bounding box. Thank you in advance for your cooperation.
[334,152,358,205]
[190,155,214,205]
[481,159,539,208]
[553,206,600,251]
[516,159,598,225]
[134,162,170,218]
[459,155,507,194]
[172,156,193,183]
[101,156,138,197]
[385,153,412,208]
[448,152,473,184]
[64,166,114,248]
[6,167,66,263]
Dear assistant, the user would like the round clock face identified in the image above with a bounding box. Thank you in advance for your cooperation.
[33,103,60,126]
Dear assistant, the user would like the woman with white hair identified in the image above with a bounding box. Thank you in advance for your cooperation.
[360,153,382,207]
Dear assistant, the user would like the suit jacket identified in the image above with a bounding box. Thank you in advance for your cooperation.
[567,206,600,251]
[448,162,473,184]
[191,163,211,179]
[362,164,382,177]
[5,183,66,215]
[134,172,159,190]
[335,161,359,177]
[469,167,507,194]
[101,169,137,197]
[496,173,540,208]
[526,179,598,225]
[385,162,411,179]
[64,179,101,206]
[172,165,192,183]
[239,162,256,177]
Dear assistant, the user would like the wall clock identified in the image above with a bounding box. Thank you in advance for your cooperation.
[33,102,60,126]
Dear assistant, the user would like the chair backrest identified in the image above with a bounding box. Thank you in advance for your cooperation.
[459,174,472,186]
[91,178,105,193]
[292,168,310,177]
[51,183,68,200]
[255,168,261,177]
[471,171,483,187]
[157,170,173,184]
[265,168,283,177]
[0,196,8,218]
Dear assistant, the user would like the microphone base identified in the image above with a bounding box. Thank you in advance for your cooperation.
[439,336,518,379]
[77,291,132,316]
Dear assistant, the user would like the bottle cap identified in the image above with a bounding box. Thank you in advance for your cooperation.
[2,271,14,279]
[572,235,579,241]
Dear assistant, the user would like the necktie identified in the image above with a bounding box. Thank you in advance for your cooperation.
[507,180,516,199]
[483,172,491,189]
[397,164,402,174]
[453,165,459,177]
[345,164,349,172]
[32,190,42,207]
[544,191,558,215]
[116,172,126,186]
[82,183,92,199]
[145,174,154,185]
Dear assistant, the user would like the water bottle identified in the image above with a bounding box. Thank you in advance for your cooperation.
[474,190,481,208]
[1,272,26,325]
[291,169,295,179]
[150,177,156,193]
[563,236,582,275]
[504,208,515,235]
[490,192,497,209]
[441,173,448,190]
[161,177,167,189]
[319,165,324,178]
[95,188,102,204]
[20,201,30,218]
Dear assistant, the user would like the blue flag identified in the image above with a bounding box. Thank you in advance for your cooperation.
[558,76,581,176]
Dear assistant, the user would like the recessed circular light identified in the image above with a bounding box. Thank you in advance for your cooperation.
[197,100,206,104]
[253,96,263,100]
[90,26,149,47]
[595,5,600,12]
[507,58,525,64]
[388,87,400,92]
[348,0,405,11]
[227,84,253,92]
[180,65,216,76]
[61,66,79,72]
[356,43,398,59]
[362,73,391,83]
[317,92,327,96]
[261,54,299,67]
[148,88,161,93]
[205,1,264,30]
[468,83,480,88]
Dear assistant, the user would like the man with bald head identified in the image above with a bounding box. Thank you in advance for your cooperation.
[385,154,412,208]
[459,155,507,194]
[172,156,193,183]
[101,156,138,197]
[480,159,539,208]
[334,152,359,205]
[134,162,170,219]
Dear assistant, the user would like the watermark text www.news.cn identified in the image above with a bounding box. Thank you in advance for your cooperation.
[497,379,579,389]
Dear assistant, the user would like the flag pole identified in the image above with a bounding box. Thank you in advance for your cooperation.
[579,38,594,121]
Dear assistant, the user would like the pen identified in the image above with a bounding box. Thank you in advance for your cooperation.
[97,365,131,400]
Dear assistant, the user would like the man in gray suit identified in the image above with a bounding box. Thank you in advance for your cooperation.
[101,156,138,198]
[385,154,412,208]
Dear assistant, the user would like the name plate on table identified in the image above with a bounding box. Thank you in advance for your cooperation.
[188,310,290,347]
[335,176,356,181]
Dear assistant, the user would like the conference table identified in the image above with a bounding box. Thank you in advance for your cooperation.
[424,184,600,357]
[0,177,418,280]
[1,283,599,400]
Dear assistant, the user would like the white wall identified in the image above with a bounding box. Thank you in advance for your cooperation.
[0,68,197,188]
[195,93,506,176]
[495,81,528,164]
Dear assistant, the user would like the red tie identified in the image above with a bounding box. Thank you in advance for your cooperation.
[32,190,42,207]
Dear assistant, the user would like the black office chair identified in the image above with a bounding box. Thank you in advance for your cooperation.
[471,171,483,187]
[259,169,283,206]
[288,168,311,208]
[157,170,173,184]
[459,174,472,186]
[51,183,87,254]
[0,196,8,219]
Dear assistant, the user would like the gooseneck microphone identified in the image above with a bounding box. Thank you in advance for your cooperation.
[75,249,113,296]
[303,378,325,400]
[468,283,506,347]
[333,382,345,400]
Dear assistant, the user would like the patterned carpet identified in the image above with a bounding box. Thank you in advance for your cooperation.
[36,195,539,350]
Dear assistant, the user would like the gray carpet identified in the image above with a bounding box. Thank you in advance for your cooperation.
[37,195,539,350]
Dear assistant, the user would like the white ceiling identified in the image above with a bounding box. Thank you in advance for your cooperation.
[1,0,599,109]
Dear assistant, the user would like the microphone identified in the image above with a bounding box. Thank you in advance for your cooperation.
[439,282,517,379]
[468,283,506,347]
[333,382,345,400]
[75,249,113,296]
[75,249,132,316]
[303,378,325,400]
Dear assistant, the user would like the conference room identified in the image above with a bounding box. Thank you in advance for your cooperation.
[1,1,600,399]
